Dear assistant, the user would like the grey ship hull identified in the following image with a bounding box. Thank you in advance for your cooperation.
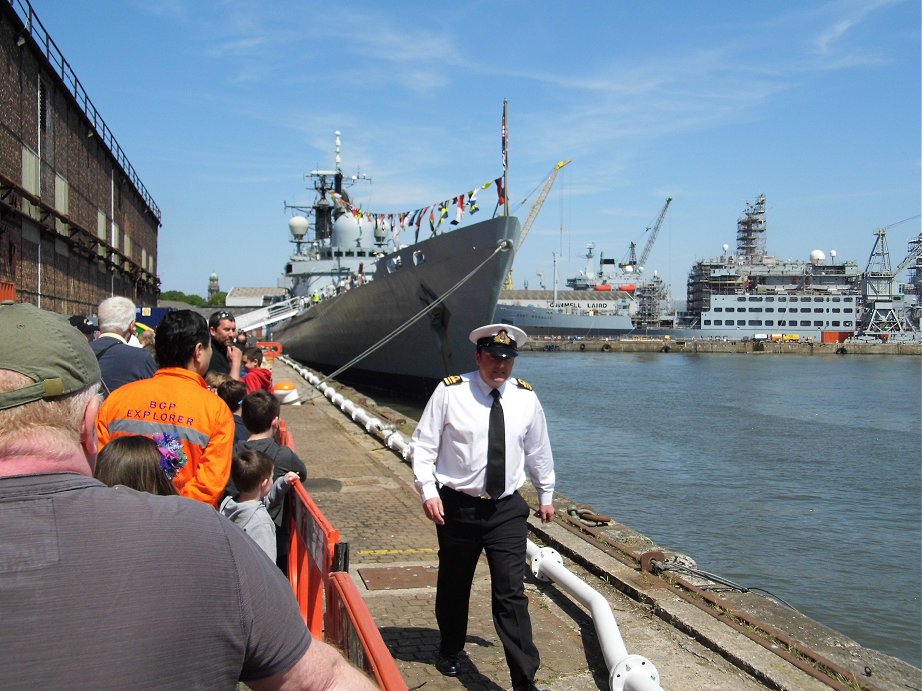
[274,216,519,398]
[494,301,634,337]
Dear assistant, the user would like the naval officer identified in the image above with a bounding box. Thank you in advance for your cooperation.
[410,323,555,691]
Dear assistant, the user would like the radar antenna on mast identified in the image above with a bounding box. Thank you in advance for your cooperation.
[284,131,371,247]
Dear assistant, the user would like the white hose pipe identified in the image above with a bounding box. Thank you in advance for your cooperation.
[280,360,394,438]
[385,432,410,457]
[526,540,662,691]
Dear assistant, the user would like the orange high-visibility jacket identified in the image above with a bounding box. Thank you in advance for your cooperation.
[97,367,234,506]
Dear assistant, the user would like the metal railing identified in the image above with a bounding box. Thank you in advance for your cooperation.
[235,296,304,332]
[279,356,413,458]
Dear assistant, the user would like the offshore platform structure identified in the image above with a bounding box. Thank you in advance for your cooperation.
[857,228,922,339]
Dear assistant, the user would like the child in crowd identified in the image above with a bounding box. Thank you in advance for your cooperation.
[216,379,249,444]
[220,449,300,561]
[205,370,231,393]
[138,328,156,361]
[237,390,307,573]
[94,434,179,496]
[242,346,274,394]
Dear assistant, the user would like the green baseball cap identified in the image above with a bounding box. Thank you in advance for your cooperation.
[0,302,101,411]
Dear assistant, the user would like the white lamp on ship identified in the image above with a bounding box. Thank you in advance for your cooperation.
[289,216,309,253]
[288,216,309,239]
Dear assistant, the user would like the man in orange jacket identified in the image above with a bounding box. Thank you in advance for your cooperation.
[97,310,234,506]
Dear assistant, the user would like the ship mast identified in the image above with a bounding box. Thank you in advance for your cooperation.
[308,131,344,244]
[502,99,509,217]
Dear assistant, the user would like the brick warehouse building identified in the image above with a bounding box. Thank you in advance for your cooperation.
[0,0,159,314]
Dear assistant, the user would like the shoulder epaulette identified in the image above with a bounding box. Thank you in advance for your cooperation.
[442,375,463,386]
[515,378,533,391]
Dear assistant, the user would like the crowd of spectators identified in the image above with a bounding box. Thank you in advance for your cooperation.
[0,301,372,688]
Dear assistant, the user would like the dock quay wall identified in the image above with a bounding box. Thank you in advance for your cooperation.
[274,357,921,690]
[525,338,922,356]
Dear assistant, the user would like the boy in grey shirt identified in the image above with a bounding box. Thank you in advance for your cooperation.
[220,449,299,561]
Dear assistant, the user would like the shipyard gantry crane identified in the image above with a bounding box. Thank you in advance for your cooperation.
[503,159,571,288]
[619,197,672,275]
[515,160,572,251]
[857,227,922,338]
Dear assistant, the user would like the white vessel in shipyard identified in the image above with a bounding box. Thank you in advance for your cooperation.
[496,194,922,343]
[494,247,637,337]
[271,133,519,398]
[495,196,674,337]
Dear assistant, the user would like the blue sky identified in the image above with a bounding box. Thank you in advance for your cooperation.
[32,0,921,299]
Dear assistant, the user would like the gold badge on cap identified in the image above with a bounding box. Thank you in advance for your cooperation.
[493,330,512,345]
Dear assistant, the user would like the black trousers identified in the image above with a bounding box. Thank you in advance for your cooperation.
[435,486,539,687]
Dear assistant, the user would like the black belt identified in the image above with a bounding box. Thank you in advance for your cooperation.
[440,485,514,502]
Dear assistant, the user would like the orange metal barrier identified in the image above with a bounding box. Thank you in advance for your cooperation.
[328,572,408,690]
[287,481,339,637]
[257,341,284,359]
[282,417,406,688]
[277,419,295,451]
[0,282,16,302]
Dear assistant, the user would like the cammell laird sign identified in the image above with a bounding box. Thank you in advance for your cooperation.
[550,302,611,309]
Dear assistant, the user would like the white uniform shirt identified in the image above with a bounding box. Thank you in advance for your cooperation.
[411,371,555,505]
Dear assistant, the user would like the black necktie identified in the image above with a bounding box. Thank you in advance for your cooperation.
[486,388,506,499]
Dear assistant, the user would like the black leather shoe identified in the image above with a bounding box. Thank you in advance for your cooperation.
[435,652,461,676]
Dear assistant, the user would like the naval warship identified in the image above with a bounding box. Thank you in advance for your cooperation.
[272,134,519,398]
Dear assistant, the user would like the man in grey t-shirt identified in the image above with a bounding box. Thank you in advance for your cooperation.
[0,303,373,689]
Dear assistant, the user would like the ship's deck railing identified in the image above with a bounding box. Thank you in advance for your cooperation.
[235,296,304,332]
[278,420,408,690]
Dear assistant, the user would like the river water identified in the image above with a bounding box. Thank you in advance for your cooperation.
[372,352,921,667]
